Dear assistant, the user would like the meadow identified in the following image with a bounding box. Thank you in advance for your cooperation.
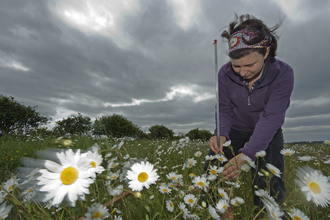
[0,134,330,220]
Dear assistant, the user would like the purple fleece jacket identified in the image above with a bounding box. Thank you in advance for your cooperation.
[215,56,294,161]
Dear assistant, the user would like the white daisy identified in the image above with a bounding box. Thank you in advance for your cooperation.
[159,185,172,194]
[208,205,220,220]
[187,158,197,168]
[255,150,266,157]
[188,185,195,191]
[178,190,185,198]
[207,174,218,181]
[0,201,13,219]
[298,156,314,161]
[208,165,218,175]
[242,155,256,168]
[126,161,159,192]
[192,176,209,190]
[324,140,330,145]
[235,196,245,205]
[205,155,215,161]
[223,140,231,146]
[258,172,264,176]
[84,203,110,220]
[88,143,101,153]
[295,166,330,207]
[166,200,174,212]
[280,148,295,156]
[166,172,179,181]
[218,188,229,200]
[105,152,112,158]
[22,187,37,201]
[184,194,198,208]
[288,208,310,220]
[230,198,239,206]
[241,164,251,172]
[168,182,178,190]
[214,154,228,163]
[109,185,124,197]
[109,171,121,181]
[263,199,284,220]
[178,202,190,215]
[107,158,119,169]
[37,149,95,206]
[189,173,196,178]
[216,199,229,213]
[254,189,276,204]
[194,151,202,157]
[3,177,19,192]
[225,181,241,188]
[266,163,282,178]
[83,151,104,173]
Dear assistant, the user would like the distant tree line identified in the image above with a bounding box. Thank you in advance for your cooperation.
[0,94,213,140]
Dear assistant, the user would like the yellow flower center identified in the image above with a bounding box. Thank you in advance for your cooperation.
[190,173,195,176]
[211,170,216,175]
[198,182,204,186]
[92,211,103,218]
[270,169,276,174]
[197,153,200,156]
[171,176,176,180]
[90,161,96,168]
[309,182,321,194]
[219,158,224,161]
[163,189,168,192]
[28,188,33,193]
[188,199,194,203]
[285,152,290,155]
[293,216,301,220]
[60,167,78,185]
[223,205,227,209]
[221,193,225,198]
[137,172,148,182]
[189,164,193,168]
[8,185,14,191]
[113,176,117,179]
[170,203,173,207]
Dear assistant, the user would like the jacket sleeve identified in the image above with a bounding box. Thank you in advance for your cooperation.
[214,64,234,140]
[239,64,294,161]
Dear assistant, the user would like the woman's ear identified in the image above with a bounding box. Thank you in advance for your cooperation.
[264,47,270,59]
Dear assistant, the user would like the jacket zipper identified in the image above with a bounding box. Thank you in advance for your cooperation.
[247,91,253,105]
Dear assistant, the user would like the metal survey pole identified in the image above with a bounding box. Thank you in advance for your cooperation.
[213,39,220,150]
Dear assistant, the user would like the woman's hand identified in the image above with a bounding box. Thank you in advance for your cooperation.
[223,153,245,181]
[209,136,227,154]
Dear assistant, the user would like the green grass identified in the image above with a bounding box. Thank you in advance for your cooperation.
[0,134,330,219]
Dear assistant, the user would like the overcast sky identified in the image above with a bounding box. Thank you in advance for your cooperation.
[1,0,330,142]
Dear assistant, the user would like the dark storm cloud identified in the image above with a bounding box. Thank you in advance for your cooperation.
[1,0,330,142]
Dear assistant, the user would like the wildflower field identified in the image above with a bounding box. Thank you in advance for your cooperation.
[0,134,330,220]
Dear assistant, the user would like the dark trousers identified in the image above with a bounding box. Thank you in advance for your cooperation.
[204,128,286,207]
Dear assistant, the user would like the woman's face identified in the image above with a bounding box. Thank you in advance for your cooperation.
[231,48,270,82]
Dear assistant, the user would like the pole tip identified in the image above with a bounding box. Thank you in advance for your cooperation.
[212,39,217,45]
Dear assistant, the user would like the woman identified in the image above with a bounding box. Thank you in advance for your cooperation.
[204,14,294,214]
